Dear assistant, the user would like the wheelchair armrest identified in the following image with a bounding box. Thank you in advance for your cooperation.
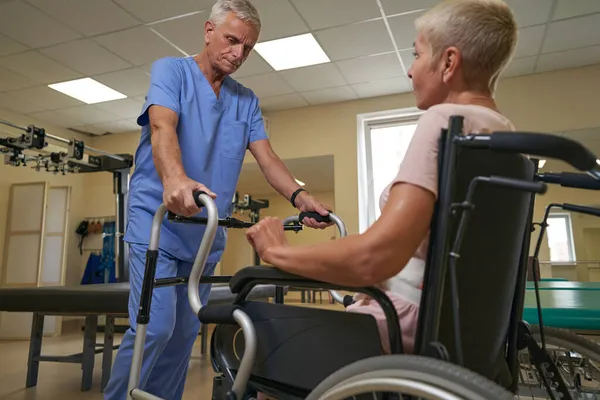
[229,266,405,354]
[229,266,313,294]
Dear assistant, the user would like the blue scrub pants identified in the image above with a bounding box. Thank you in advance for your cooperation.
[104,243,217,399]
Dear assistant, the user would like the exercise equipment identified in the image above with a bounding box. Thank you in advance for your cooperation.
[0,282,282,392]
[0,118,133,282]
[124,118,600,399]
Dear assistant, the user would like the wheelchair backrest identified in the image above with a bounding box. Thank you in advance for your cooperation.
[417,142,535,387]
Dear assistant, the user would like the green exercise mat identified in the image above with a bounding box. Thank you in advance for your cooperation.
[526,281,600,290]
[522,289,600,330]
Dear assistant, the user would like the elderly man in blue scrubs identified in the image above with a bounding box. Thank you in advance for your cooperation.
[103,0,331,398]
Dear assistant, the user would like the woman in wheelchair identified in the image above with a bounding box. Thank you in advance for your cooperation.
[246,0,519,355]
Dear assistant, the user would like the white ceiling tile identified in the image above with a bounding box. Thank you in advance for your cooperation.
[0,91,46,114]
[542,13,600,53]
[501,56,537,78]
[93,27,184,66]
[93,68,150,97]
[336,52,404,84]
[236,73,295,98]
[387,10,427,50]
[352,77,412,98]
[503,0,554,27]
[291,0,381,30]
[113,0,214,23]
[92,119,140,134]
[0,34,27,57]
[60,105,119,124]
[40,39,132,76]
[315,20,394,61]
[552,0,600,21]
[252,0,309,41]
[0,51,82,84]
[259,93,308,112]
[0,1,81,48]
[149,11,209,56]
[94,98,144,119]
[8,86,83,110]
[25,0,141,37]
[0,67,37,92]
[381,0,440,16]
[28,109,86,129]
[279,63,347,92]
[232,52,274,79]
[301,86,358,105]
[69,124,106,135]
[536,45,600,73]
[514,25,545,58]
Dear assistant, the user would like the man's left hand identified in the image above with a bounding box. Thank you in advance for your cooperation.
[295,192,334,229]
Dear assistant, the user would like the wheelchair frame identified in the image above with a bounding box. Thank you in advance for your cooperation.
[127,114,600,400]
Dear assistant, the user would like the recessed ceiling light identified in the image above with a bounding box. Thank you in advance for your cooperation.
[538,159,547,168]
[48,78,127,104]
[254,33,330,71]
[295,178,305,186]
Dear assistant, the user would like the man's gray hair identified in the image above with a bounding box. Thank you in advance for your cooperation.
[209,0,261,31]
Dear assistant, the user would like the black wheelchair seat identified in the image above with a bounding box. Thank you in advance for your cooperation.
[210,301,383,396]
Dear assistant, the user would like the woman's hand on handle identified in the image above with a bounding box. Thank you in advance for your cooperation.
[246,217,289,264]
[294,192,334,229]
[163,177,217,217]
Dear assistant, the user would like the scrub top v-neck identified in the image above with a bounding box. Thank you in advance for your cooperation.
[125,56,268,263]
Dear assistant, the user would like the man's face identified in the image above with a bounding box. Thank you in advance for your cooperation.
[205,12,259,75]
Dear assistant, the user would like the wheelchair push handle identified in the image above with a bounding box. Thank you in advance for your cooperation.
[562,203,600,218]
[537,172,600,190]
[283,211,349,305]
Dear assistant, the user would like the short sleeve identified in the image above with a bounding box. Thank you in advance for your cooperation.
[390,109,449,199]
[248,97,269,145]
[136,58,182,127]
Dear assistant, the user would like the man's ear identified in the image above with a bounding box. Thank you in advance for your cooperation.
[441,46,461,84]
[205,20,215,44]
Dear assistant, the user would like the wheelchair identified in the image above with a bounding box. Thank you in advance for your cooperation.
[127,115,600,400]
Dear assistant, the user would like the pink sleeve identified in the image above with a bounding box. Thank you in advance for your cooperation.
[390,109,449,199]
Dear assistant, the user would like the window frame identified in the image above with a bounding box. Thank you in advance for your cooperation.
[546,212,577,265]
[356,107,424,233]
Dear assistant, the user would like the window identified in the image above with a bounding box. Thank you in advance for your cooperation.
[546,213,576,263]
[357,108,423,233]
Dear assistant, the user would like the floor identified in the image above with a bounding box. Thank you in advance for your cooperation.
[0,297,339,400]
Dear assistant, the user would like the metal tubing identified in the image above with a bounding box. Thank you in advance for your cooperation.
[0,118,126,161]
[188,193,219,315]
[130,388,164,400]
[231,309,257,399]
[283,213,348,305]
[127,324,148,400]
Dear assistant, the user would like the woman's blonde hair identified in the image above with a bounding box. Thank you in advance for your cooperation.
[415,0,518,92]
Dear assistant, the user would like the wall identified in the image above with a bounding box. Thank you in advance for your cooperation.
[0,107,90,287]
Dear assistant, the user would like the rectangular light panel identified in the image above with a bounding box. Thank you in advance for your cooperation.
[48,78,127,104]
[254,33,330,71]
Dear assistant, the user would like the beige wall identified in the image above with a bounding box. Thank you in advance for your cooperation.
[0,108,91,287]
[2,64,600,286]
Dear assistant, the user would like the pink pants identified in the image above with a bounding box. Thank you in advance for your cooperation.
[346,291,419,354]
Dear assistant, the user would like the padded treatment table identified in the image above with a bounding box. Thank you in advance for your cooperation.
[0,282,282,392]
[526,281,600,290]
[522,287,600,331]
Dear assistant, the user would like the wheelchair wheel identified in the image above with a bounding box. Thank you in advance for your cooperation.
[519,325,600,398]
[306,355,515,400]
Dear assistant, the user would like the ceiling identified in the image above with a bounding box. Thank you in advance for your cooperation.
[237,154,334,197]
[0,0,600,135]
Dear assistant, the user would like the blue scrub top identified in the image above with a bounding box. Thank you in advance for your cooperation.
[124,56,268,263]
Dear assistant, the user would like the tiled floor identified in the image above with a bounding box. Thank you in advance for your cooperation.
[0,298,340,400]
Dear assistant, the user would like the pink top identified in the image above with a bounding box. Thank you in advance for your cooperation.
[376,103,516,303]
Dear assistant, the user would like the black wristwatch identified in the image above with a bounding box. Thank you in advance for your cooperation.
[290,188,307,208]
